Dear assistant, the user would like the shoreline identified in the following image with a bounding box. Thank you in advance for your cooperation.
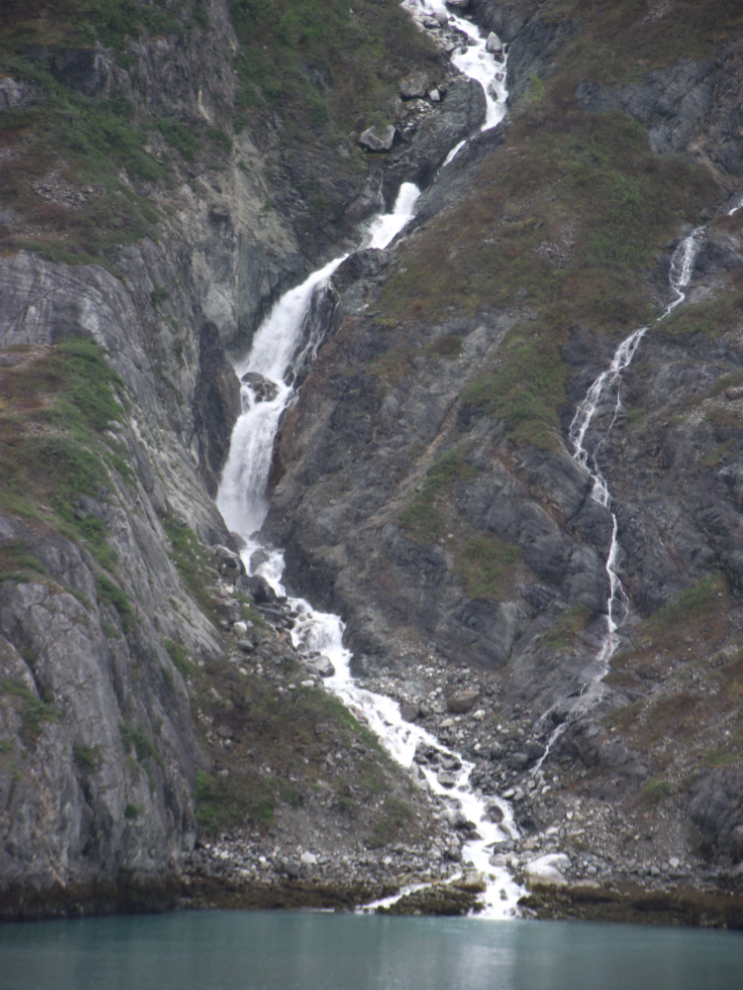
[3,871,743,930]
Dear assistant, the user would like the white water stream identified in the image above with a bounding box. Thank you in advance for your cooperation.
[217,3,520,917]
[534,228,705,767]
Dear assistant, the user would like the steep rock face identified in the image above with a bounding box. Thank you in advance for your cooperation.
[262,5,743,891]
[0,0,455,914]
[192,322,243,498]
[0,514,209,895]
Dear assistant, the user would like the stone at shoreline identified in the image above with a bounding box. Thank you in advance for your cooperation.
[359,125,396,152]
[400,72,429,99]
[447,689,479,714]
[525,854,570,892]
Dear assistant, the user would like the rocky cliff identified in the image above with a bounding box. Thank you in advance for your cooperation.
[263,0,743,918]
[3,0,743,926]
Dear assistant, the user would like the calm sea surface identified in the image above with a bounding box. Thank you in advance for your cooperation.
[1,910,742,990]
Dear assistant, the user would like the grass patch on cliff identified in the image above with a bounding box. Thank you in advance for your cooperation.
[0,85,164,263]
[461,323,568,450]
[162,516,220,625]
[545,604,594,651]
[163,638,193,678]
[229,0,443,142]
[540,0,743,87]
[454,535,521,602]
[0,339,129,570]
[399,449,476,543]
[0,0,190,57]
[642,574,728,641]
[0,541,49,584]
[661,290,743,339]
[0,678,57,738]
[97,575,132,631]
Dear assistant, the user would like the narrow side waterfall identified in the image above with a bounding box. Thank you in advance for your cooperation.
[216,6,521,917]
[537,228,705,757]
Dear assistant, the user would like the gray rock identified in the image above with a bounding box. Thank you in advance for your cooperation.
[400,702,421,722]
[447,689,480,714]
[359,125,396,152]
[242,372,279,403]
[485,32,503,54]
[306,655,335,678]
[576,59,720,157]
[212,544,244,579]
[400,72,429,99]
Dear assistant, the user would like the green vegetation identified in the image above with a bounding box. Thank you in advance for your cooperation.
[228,0,442,143]
[640,778,674,804]
[545,605,594,651]
[0,678,57,737]
[704,732,743,767]
[195,768,275,832]
[120,721,158,763]
[150,286,169,309]
[525,72,545,107]
[0,540,49,584]
[0,337,132,574]
[73,742,98,771]
[370,796,413,848]
[156,117,201,162]
[455,535,520,601]
[399,449,475,543]
[643,574,727,640]
[162,516,220,623]
[539,0,743,88]
[422,336,464,360]
[461,322,568,449]
[163,638,193,678]
[663,290,743,339]
[96,575,132,630]
[124,802,140,820]
[378,106,712,450]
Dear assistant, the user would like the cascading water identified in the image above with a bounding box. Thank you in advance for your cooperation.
[217,5,520,917]
[534,228,705,765]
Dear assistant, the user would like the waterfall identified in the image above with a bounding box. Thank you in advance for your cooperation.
[534,228,705,765]
[216,4,521,917]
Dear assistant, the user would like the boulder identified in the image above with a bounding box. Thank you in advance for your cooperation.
[237,573,276,604]
[447,689,480,714]
[359,125,396,152]
[483,804,504,824]
[306,655,335,678]
[400,72,429,99]
[524,854,570,892]
[485,32,503,53]
[212,544,244,579]
[400,702,420,722]
[242,371,279,403]
[445,0,470,7]
[437,770,457,788]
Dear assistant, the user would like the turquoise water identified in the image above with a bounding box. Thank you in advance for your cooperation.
[1,911,742,990]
